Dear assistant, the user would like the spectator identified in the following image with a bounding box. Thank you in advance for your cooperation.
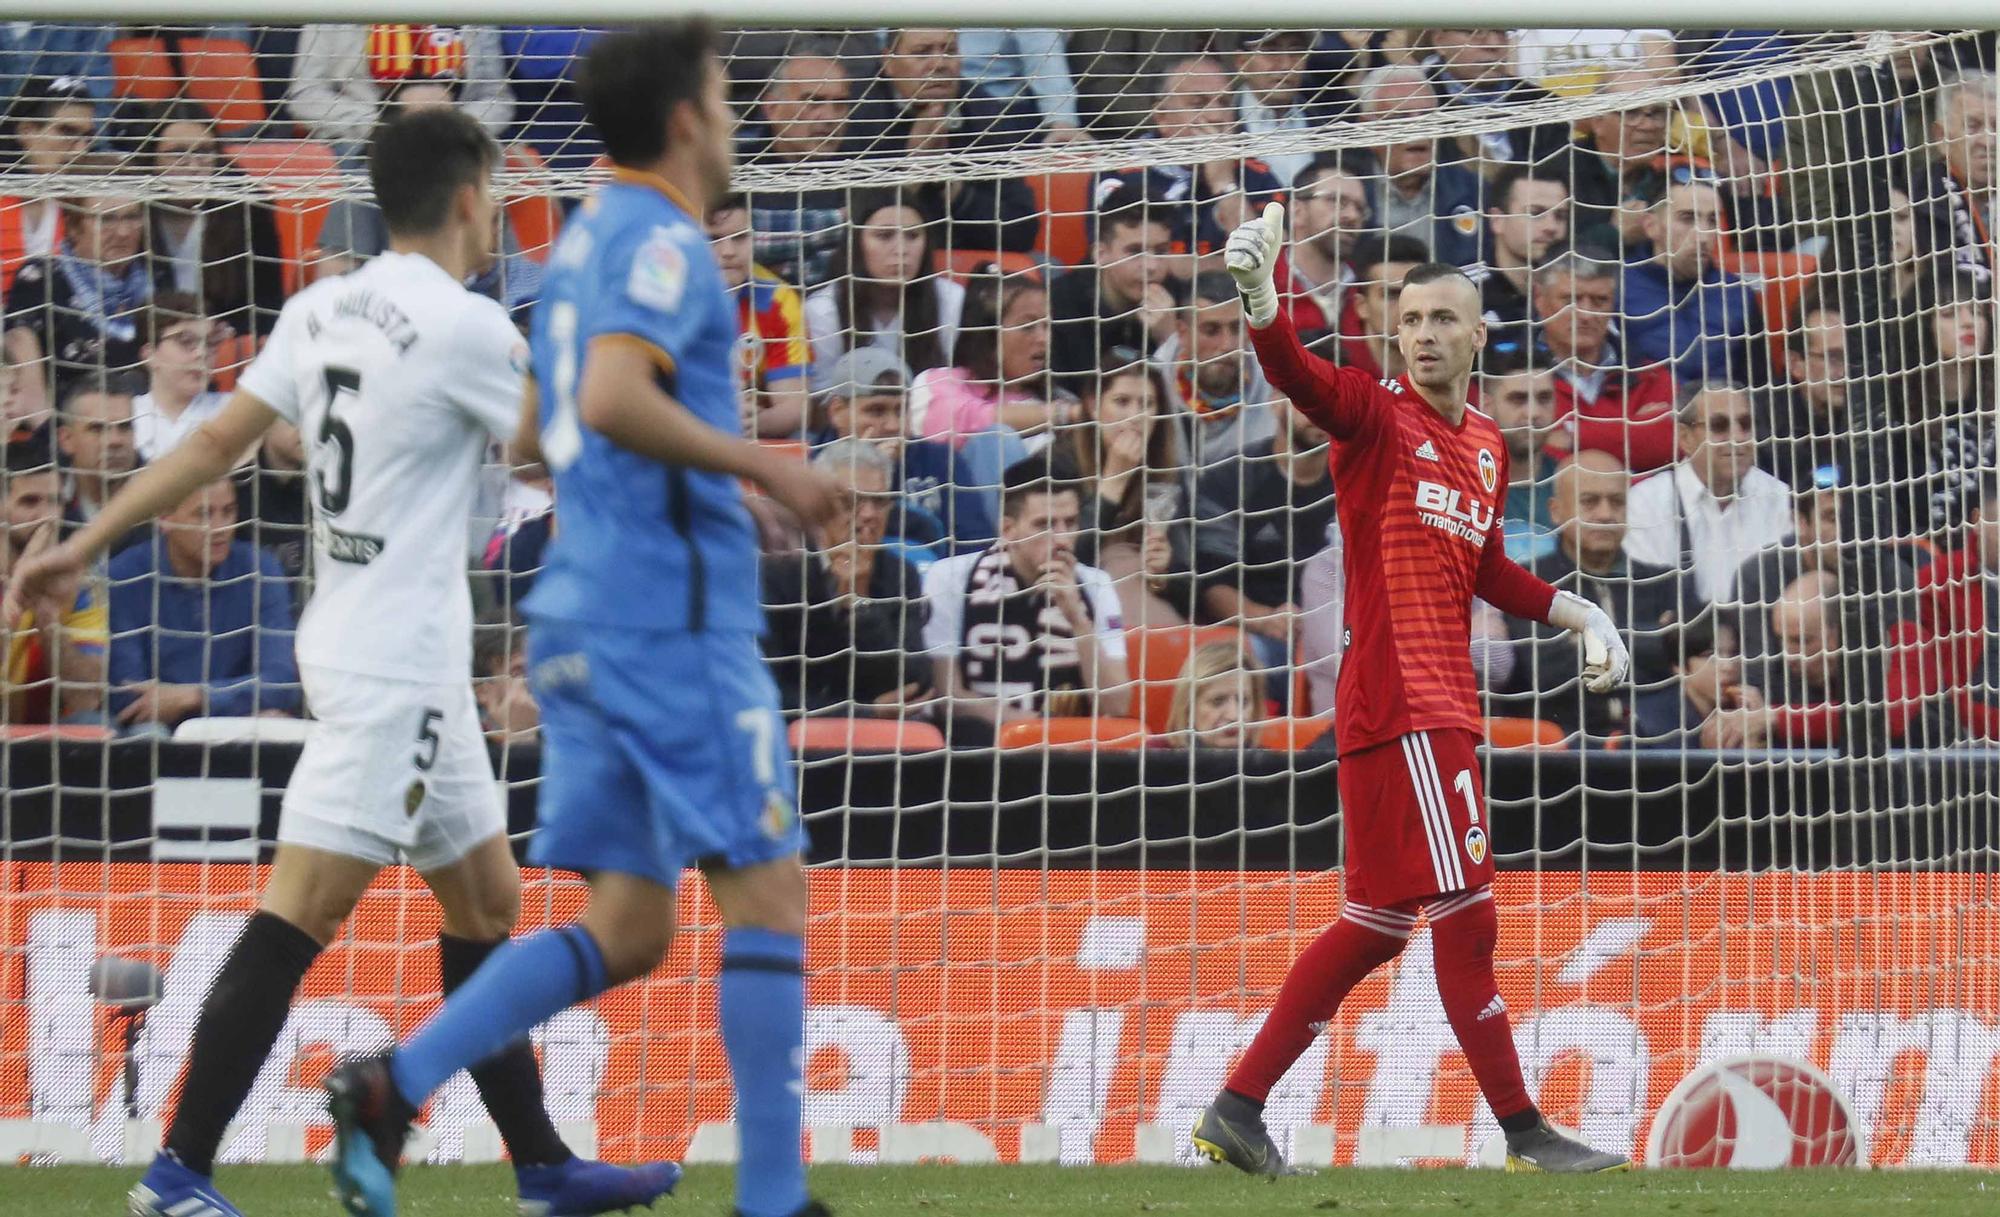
[288,23,512,156]
[809,347,952,551]
[54,377,137,536]
[0,76,99,293]
[1295,516,1342,715]
[739,48,853,287]
[1784,33,1941,233]
[1416,29,1570,165]
[849,28,1042,254]
[1524,250,1676,469]
[1345,65,1484,266]
[5,195,166,421]
[315,76,542,313]
[1164,640,1265,748]
[1048,189,1179,386]
[909,273,1066,444]
[236,415,309,583]
[762,438,934,718]
[0,26,112,106]
[1094,54,1285,262]
[1060,357,1191,625]
[472,622,538,743]
[1632,615,1770,748]
[1154,271,1282,466]
[500,25,599,170]
[1332,233,1429,381]
[137,101,286,337]
[1884,270,1996,539]
[1761,298,1855,491]
[1481,349,1562,560]
[1273,157,1370,343]
[1232,30,1326,187]
[1728,481,1920,665]
[107,476,300,730]
[1919,474,2000,740]
[1907,70,1998,284]
[1469,166,1570,348]
[959,29,1084,141]
[1542,66,1700,254]
[1754,570,1934,751]
[1193,404,1335,684]
[1623,381,1793,605]
[0,440,105,723]
[1620,180,1762,382]
[1499,451,1692,738]
[130,293,229,463]
[708,193,810,438]
[921,456,1131,744]
[804,188,962,385]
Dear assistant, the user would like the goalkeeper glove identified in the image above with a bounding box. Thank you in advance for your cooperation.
[1223,201,1284,329]
[1547,590,1630,695]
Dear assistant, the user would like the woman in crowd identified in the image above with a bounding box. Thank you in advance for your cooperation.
[4,192,166,419]
[804,187,962,384]
[138,101,286,339]
[1881,269,1995,541]
[1061,354,1191,625]
[1164,641,1266,750]
[908,272,1070,445]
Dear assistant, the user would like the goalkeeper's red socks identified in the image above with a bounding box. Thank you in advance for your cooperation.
[1224,901,1414,1102]
[1428,888,1536,1127]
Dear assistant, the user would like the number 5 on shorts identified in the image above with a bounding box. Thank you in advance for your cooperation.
[415,707,444,771]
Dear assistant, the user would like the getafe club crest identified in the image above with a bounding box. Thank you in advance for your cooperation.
[1477,448,1498,494]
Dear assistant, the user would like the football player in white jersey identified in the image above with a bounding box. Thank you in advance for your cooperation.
[5,107,681,1217]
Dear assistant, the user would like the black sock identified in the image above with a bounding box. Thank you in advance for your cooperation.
[1498,1106,1543,1135]
[439,934,574,1168]
[163,912,322,1177]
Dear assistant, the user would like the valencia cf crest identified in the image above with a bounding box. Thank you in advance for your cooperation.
[1464,825,1488,865]
[404,780,427,818]
[1477,448,1498,494]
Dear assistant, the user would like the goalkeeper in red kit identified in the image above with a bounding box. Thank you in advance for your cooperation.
[1190,205,1633,1176]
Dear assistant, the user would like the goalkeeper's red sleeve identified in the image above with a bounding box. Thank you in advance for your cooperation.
[1475,531,1558,625]
[1246,311,1383,441]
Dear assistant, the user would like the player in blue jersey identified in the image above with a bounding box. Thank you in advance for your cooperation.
[324,21,841,1217]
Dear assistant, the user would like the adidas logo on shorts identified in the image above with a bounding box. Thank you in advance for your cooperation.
[1414,440,1442,462]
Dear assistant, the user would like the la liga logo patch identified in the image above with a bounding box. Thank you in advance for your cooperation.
[1464,824,1488,865]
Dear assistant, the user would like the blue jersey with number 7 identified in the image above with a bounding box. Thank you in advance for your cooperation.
[524,167,758,634]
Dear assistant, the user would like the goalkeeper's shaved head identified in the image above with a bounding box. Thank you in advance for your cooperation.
[1396,262,1486,396]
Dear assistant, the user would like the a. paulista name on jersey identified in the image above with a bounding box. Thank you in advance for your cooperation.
[1414,480,1493,546]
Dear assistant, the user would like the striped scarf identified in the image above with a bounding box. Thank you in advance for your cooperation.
[52,240,151,345]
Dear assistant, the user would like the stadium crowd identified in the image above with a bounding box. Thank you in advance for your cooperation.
[0,23,1996,755]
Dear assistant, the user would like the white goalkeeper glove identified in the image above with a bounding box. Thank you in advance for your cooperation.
[1223,201,1284,329]
[1547,590,1630,695]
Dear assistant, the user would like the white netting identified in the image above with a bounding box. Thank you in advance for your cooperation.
[2,23,2000,1173]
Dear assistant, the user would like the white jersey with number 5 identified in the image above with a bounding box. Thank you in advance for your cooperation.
[236,251,524,684]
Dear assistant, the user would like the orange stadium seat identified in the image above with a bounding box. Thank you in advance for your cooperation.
[2,724,114,741]
[997,717,1147,750]
[1127,624,1247,735]
[1028,171,1094,265]
[1259,716,1334,751]
[1719,250,1817,368]
[1483,716,1568,749]
[226,140,340,295]
[788,717,946,754]
[181,38,268,131]
[109,37,177,102]
[932,248,1044,282]
[504,144,560,264]
[208,332,262,393]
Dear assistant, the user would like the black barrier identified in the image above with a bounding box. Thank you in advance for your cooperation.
[2,739,1997,871]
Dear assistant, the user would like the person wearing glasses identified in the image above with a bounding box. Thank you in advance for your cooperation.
[1539,66,1709,256]
[129,293,230,463]
[1621,379,1792,606]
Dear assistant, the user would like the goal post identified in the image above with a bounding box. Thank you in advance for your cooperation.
[2,22,2000,1173]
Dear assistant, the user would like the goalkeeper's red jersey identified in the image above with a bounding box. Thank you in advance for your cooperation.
[1249,314,1559,756]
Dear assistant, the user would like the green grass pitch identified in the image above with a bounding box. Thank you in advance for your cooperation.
[13,1164,2000,1216]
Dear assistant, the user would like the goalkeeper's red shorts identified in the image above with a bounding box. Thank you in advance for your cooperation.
[1340,728,1494,907]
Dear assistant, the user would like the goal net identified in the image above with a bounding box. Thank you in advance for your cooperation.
[3,23,2000,1172]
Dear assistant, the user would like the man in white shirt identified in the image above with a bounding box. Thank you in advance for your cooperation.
[1623,380,1792,605]
[130,293,228,462]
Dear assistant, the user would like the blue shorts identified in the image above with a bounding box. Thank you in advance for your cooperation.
[525,620,803,888]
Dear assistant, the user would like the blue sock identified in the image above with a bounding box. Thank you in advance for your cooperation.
[389,925,609,1108]
[720,928,807,1217]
